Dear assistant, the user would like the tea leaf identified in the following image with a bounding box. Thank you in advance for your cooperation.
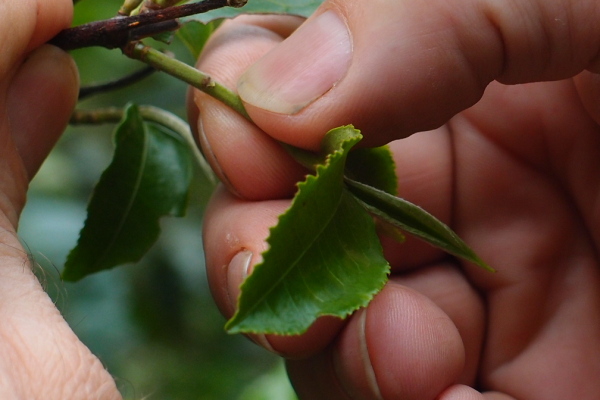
[226,126,390,334]
[63,104,193,281]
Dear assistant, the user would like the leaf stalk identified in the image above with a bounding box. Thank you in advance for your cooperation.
[70,106,217,186]
[125,43,250,120]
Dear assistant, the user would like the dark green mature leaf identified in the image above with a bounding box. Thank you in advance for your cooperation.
[63,104,193,281]
[226,126,390,334]
[346,179,494,272]
[182,0,325,23]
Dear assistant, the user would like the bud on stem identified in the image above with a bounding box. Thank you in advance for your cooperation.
[53,0,240,50]
[125,43,250,120]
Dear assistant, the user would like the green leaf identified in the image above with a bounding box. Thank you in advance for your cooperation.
[345,146,408,242]
[176,20,218,60]
[62,104,193,281]
[285,143,398,195]
[226,126,390,334]
[346,179,494,272]
[346,145,398,195]
[182,0,325,23]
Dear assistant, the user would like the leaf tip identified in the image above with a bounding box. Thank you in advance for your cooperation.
[478,260,496,273]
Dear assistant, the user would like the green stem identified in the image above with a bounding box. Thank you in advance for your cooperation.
[70,106,218,186]
[126,43,251,120]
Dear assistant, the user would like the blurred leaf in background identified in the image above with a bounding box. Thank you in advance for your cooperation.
[18,1,296,398]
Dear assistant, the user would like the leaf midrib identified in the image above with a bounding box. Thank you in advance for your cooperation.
[231,181,345,328]
[93,126,149,270]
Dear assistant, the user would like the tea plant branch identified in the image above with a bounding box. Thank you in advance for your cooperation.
[78,66,155,100]
[125,42,250,120]
[52,0,247,50]
[70,106,217,185]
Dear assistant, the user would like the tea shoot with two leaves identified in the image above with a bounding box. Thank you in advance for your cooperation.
[56,0,492,335]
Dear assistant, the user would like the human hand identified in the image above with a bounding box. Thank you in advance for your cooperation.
[0,1,120,398]
[192,0,600,398]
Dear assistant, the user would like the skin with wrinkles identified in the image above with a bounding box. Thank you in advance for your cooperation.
[193,0,600,398]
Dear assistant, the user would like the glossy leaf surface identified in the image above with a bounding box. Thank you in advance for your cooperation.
[226,126,390,334]
[63,104,193,281]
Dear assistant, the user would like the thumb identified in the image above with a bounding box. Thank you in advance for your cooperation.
[237,0,600,149]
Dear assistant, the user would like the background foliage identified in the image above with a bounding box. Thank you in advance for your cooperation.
[18,1,295,398]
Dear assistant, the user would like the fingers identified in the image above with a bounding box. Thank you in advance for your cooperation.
[0,45,78,229]
[191,16,308,199]
[286,264,487,399]
[0,238,120,399]
[199,116,470,362]
[0,0,72,75]
[287,281,466,399]
[198,0,600,152]
[0,4,117,394]
[24,0,73,52]
[202,187,345,357]
[196,0,600,396]
[0,2,77,221]
[202,187,289,316]
[0,2,116,397]
[192,0,600,197]
[393,264,485,385]
[206,191,487,397]
[436,386,518,400]
[574,71,600,126]
[7,45,79,179]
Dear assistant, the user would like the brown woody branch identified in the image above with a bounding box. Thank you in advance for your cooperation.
[51,0,247,51]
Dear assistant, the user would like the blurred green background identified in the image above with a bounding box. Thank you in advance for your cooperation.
[17,1,297,399]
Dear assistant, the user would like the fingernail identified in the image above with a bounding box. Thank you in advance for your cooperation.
[333,309,384,400]
[226,250,253,312]
[226,250,279,354]
[237,10,352,115]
